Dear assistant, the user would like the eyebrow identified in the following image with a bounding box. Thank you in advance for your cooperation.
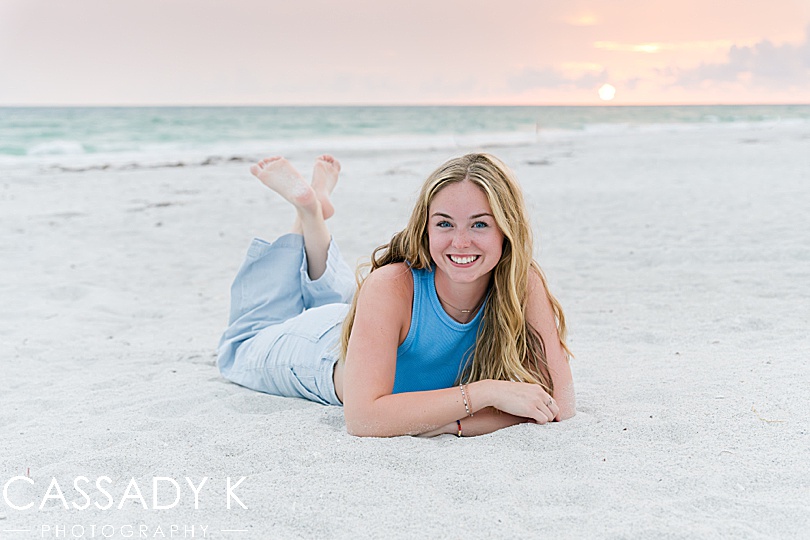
[431,212,494,220]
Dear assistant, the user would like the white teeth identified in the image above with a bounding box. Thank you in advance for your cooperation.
[449,255,479,265]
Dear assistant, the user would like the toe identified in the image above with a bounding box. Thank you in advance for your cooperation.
[320,154,337,165]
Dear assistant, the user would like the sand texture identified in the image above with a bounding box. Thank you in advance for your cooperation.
[2,123,809,538]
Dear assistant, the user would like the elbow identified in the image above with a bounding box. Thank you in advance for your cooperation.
[344,414,365,437]
[344,408,383,438]
[553,381,576,421]
[346,424,392,438]
[345,413,410,438]
[345,422,376,438]
[555,395,577,421]
[344,397,406,437]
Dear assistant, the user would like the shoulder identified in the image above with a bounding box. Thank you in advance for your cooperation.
[354,262,414,324]
[525,264,553,320]
[351,262,413,347]
[361,262,413,298]
[527,264,543,296]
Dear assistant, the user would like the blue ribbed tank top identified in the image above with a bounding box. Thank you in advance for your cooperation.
[392,266,486,394]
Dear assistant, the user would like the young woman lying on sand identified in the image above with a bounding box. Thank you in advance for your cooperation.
[218,153,574,437]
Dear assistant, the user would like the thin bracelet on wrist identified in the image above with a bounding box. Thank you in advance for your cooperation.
[460,384,473,417]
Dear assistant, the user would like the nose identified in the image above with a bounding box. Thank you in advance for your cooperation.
[451,229,471,249]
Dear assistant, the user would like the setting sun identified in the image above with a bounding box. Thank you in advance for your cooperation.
[598,84,616,101]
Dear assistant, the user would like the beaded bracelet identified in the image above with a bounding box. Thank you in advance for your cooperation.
[460,384,473,417]
[456,419,463,438]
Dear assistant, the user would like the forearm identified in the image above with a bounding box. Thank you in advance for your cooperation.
[344,380,491,437]
[345,378,571,437]
[418,407,529,438]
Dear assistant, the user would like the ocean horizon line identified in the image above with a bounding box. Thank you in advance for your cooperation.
[3,104,808,169]
[2,102,810,109]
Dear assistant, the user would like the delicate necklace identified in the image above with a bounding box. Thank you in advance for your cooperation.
[437,292,485,315]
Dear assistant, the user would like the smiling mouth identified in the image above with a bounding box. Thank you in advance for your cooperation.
[448,255,480,265]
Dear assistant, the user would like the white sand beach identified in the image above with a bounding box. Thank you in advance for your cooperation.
[2,123,809,538]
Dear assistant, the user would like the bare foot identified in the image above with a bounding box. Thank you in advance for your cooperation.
[250,157,320,216]
[311,155,340,220]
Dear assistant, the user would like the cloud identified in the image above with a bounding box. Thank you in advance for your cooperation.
[677,27,810,88]
[595,40,735,54]
[509,67,608,92]
[566,13,599,27]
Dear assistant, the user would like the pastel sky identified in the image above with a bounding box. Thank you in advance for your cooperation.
[2,0,809,105]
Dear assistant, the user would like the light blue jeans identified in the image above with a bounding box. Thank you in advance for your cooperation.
[217,234,355,406]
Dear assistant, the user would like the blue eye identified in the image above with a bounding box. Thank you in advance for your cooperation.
[437,221,452,228]
[472,221,488,228]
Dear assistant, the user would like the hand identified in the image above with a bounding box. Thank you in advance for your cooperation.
[487,380,559,424]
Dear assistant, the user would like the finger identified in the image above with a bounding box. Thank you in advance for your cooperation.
[539,396,559,422]
[533,409,548,425]
[547,398,560,420]
[249,164,261,176]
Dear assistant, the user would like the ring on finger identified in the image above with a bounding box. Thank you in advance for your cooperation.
[547,398,554,407]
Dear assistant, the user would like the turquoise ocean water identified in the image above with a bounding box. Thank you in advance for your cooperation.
[1,105,809,169]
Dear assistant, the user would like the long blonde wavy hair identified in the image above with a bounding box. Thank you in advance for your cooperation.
[338,153,570,394]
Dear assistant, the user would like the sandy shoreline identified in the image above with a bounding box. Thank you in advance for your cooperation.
[2,123,809,538]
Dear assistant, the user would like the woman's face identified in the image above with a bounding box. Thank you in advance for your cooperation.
[427,180,504,287]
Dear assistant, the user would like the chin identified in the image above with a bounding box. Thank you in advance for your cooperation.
[442,265,492,283]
